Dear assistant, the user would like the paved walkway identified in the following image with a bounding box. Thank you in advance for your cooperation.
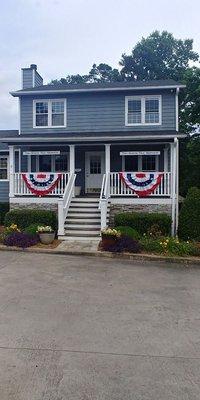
[57,238,99,253]
[0,251,200,399]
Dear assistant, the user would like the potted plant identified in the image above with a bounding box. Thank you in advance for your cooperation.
[37,225,55,245]
[101,228,121,247]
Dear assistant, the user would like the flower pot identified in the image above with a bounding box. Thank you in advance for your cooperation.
[39,232,55,245]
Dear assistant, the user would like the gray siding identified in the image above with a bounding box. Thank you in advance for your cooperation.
[0,181,9,202]
[20,89,176,135]
[22,69,33,89]
[35,71,43,87]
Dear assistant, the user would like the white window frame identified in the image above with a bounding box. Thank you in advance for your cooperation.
[121,154,159,172]
[33,99,67,128]
[125,95,162,126]
[0,155,9,181]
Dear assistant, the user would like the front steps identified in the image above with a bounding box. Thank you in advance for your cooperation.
[64,197,109,239]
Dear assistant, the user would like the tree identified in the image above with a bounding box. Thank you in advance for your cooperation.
[179,135,200,196]
[120,31,198,81]
[88,63,122,82]
[179,67,200,134]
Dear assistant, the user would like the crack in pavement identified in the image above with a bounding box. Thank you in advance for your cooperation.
[0,345,199,360]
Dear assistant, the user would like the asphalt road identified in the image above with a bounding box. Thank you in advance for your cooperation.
[0,251,199,399]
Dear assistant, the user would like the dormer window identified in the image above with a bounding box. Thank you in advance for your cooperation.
[125,95,161,126]
[33,99,66,128]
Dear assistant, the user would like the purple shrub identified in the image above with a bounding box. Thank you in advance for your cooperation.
[4,232,39,248]
[102,235,142,253]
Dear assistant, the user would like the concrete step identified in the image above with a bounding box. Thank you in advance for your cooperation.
[66,218,102,224]
[72,198,99,203]
[64,230,100,237]
[65,225,100,230]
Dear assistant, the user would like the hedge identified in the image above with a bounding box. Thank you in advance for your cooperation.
[4,209,57,231]
[115,226,141,240]
[0,203,9,225]
[114,212,171,236]
[178,187,200,241]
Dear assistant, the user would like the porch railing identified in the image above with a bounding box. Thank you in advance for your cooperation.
[12,172,69,197]
[110,172,171,197]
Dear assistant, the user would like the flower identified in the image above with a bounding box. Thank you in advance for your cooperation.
[101,228,121,238]
[37,225,53,233]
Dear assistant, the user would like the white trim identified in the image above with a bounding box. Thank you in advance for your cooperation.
[176,88,179,131]
[105,144,110,174]
[110,198,172,205]
[18,98,21,135]
[125,95,162,126]
[11,84,186,97]
[33,99,67,128]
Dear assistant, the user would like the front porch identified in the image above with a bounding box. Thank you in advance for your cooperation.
[8,140,179,236]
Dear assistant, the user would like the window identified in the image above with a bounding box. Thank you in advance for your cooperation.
[55,154,68,172]
[33,99,66,128]
[125,96,161,126]
[90,156,101,174]
[145,98,159,123]
[124,156,138,172]
[0,156,8,180]
[142,156,156,171]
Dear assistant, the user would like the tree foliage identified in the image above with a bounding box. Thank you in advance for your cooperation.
[120,31,198,81]
[51,30,200,195]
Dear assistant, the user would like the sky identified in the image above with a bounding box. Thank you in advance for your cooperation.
[0,0,200,129]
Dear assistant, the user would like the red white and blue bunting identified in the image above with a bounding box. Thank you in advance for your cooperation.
[22,173,61,196]
[120,172,163,197]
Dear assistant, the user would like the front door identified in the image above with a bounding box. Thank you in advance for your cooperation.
[85,151,105,193]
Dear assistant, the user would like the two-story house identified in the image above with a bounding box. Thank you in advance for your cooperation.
[0,64,186,238]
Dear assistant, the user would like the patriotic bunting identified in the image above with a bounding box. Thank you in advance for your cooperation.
[22,173,61,196]
[120,172,163,197]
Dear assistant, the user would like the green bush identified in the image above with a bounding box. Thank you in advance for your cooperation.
[178,187,200,241]
[114,212,171,236]
[4,209,57,231]
[24,224,40,236]
[115,226,140,240]
[0,203,9,225]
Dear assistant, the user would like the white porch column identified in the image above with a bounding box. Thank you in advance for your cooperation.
[9,146,15,197]
[69,145,75,174]
[105,144,110,174]
[175,138,179,235]
[170,141,177,236]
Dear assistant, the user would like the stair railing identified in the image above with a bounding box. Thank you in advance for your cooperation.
[99,173,110,230]
[58,173,76,236]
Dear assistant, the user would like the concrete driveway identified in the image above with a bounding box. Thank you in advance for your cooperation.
[0,251,199,399]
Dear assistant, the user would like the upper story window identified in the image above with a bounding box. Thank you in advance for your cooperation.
[125,95,162,126]
[33,99,66,128]
[0,156,8,180]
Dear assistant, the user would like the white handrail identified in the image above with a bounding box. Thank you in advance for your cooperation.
[58,173,76,236]
[99,173,110,230]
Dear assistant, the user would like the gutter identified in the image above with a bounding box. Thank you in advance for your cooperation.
[10,84,186,97]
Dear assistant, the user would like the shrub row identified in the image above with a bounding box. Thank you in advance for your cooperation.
[4,209,57,231]
[0,203,9,225]
[178,187,200,241]
[114,212,171,236]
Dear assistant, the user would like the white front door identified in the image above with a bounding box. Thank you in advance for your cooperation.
[85,151,105,193]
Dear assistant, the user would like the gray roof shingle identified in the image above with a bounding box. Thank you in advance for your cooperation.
[11,79,185,96]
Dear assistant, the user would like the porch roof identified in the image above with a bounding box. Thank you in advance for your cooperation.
[0,130,186,145]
